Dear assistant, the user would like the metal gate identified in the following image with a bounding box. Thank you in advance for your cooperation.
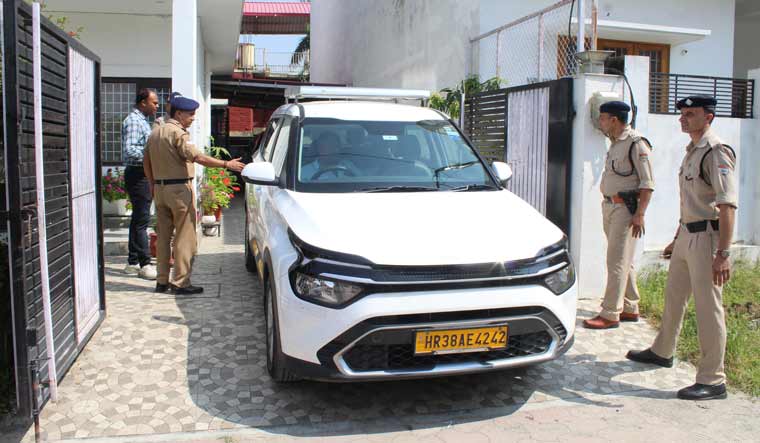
[2,0,104,417]
[463,78,574,234]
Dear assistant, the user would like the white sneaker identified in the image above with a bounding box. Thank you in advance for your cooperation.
[138,264,157,280]
[124,264,140,275]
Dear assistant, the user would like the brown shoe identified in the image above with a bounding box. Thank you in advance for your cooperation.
[583,315,620,329]
[620,312,640,322]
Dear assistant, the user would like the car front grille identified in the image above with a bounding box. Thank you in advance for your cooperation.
[342,330,553,372]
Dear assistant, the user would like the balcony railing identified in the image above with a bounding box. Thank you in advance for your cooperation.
[235,44,309,78]
[650,72,754,118]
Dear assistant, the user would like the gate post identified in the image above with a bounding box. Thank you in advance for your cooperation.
[568,73,626,298]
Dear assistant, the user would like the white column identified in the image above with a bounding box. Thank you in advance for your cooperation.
[623,56,650,134]
[739,68,760,244]
[172,0,198,139]
[576,0,585,52]
[569,73,625,298]
[205,68,212,146]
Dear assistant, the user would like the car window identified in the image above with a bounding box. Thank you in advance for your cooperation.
[295,118,495,193]
[271,117,292,174]
[261,118,280,161]
[404,126,433,164]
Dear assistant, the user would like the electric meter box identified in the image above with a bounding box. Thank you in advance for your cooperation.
[589,91,625,130]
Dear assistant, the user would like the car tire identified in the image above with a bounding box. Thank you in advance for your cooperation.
[244,209,256,273]
[264,274,299,382]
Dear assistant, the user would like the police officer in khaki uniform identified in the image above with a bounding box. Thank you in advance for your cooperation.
[584,101,655,329]
[153,92,182,129]
[144,96,245,294]
[627,95,737,401]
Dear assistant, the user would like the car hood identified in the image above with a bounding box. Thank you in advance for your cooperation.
[276,189,565,266]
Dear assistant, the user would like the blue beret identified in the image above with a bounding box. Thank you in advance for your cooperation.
[168,91,183,104]
[676,95,717,111]
[171,96,199,111]
[599,101,630,113]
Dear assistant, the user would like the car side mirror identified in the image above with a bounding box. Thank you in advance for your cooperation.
[491,161,512,184]
[241,162,278,186]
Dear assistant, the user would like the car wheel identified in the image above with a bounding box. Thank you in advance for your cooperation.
[264,274,299,382]
[244,209,256,273]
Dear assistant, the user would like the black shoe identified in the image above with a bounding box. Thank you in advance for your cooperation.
[626,348,674,368]
[171,285,204,295]
[677,383,727,400]
[155,283,169,293]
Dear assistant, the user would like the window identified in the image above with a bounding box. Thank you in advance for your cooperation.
[100,78,171,164]
[260,118,280,161]
[271,117,292,174]
[295,118,496,193]
[101,82,135,164]
[597,39,670,74]
[556,36,591,77]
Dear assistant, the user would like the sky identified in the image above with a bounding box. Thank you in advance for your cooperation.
[239,0,307,53]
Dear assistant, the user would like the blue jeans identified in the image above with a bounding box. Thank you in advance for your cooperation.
[124,165,152,267]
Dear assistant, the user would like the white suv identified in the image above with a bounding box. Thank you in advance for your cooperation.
[242,95,576,382]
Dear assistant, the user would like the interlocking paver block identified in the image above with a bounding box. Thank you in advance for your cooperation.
[16,199,722,443]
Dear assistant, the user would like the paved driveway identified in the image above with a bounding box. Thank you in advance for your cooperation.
[10,199,758,442]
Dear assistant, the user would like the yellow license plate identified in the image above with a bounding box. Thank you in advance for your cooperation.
[414,326,508,355]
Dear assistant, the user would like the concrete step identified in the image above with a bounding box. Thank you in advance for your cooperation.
[103,215,157,230]
[103,227,129,256]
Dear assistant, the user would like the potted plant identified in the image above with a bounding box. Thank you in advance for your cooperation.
[198,144,240,228]
[200,161,240,221]
[101,168,131,216]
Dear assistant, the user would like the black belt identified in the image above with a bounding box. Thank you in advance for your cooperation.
[684,219,719,233]
[154,178,192,185]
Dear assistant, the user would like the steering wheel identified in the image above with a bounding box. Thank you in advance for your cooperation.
[311,165,357,180]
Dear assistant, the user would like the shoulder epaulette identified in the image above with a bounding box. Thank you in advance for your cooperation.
[699,144,735,186]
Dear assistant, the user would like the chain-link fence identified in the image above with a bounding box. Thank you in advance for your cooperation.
[471,0,592,88]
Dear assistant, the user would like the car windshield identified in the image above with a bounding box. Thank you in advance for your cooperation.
[294,118,498,193]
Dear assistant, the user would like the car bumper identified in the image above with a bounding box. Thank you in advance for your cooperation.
[274,273,577,380]
[283,333,575,382]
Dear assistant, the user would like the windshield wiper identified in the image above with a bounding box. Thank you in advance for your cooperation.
[355,186,439,193]
[433,161,479,188]
[446,184,499,192]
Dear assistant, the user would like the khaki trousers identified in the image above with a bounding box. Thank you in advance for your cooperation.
[154,182,197,288]
[651,224,726,385]
[600,201,640,321]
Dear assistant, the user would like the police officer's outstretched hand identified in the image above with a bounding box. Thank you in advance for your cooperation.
[226,157,245,173]
[661,240,674,259]
[712,255,731,286]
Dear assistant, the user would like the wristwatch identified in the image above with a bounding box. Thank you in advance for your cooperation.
[717,249,730,258]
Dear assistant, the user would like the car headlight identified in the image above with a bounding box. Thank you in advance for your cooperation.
[544,263,575,295]
[294,273,363,307]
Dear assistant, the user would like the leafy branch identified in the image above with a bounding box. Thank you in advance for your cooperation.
[429,75,505,119]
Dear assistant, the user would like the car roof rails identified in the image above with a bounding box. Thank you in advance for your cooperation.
[284,86,431,105]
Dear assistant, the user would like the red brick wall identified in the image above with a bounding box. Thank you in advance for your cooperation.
[228,107,254,133]
[254,109,274,128]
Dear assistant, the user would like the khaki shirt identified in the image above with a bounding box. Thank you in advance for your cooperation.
[600,126,655,197]
[145,119,203,180]
[152,115,169,130]
[678,127,738,224]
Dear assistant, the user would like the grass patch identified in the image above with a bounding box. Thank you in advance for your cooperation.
[638,260,760,396]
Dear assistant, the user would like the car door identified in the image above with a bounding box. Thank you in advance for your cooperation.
[257,116,294,253]
[247,117,280,247]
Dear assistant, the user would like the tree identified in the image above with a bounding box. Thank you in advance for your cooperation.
[429,76,504,120]
[291,24,310,65]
